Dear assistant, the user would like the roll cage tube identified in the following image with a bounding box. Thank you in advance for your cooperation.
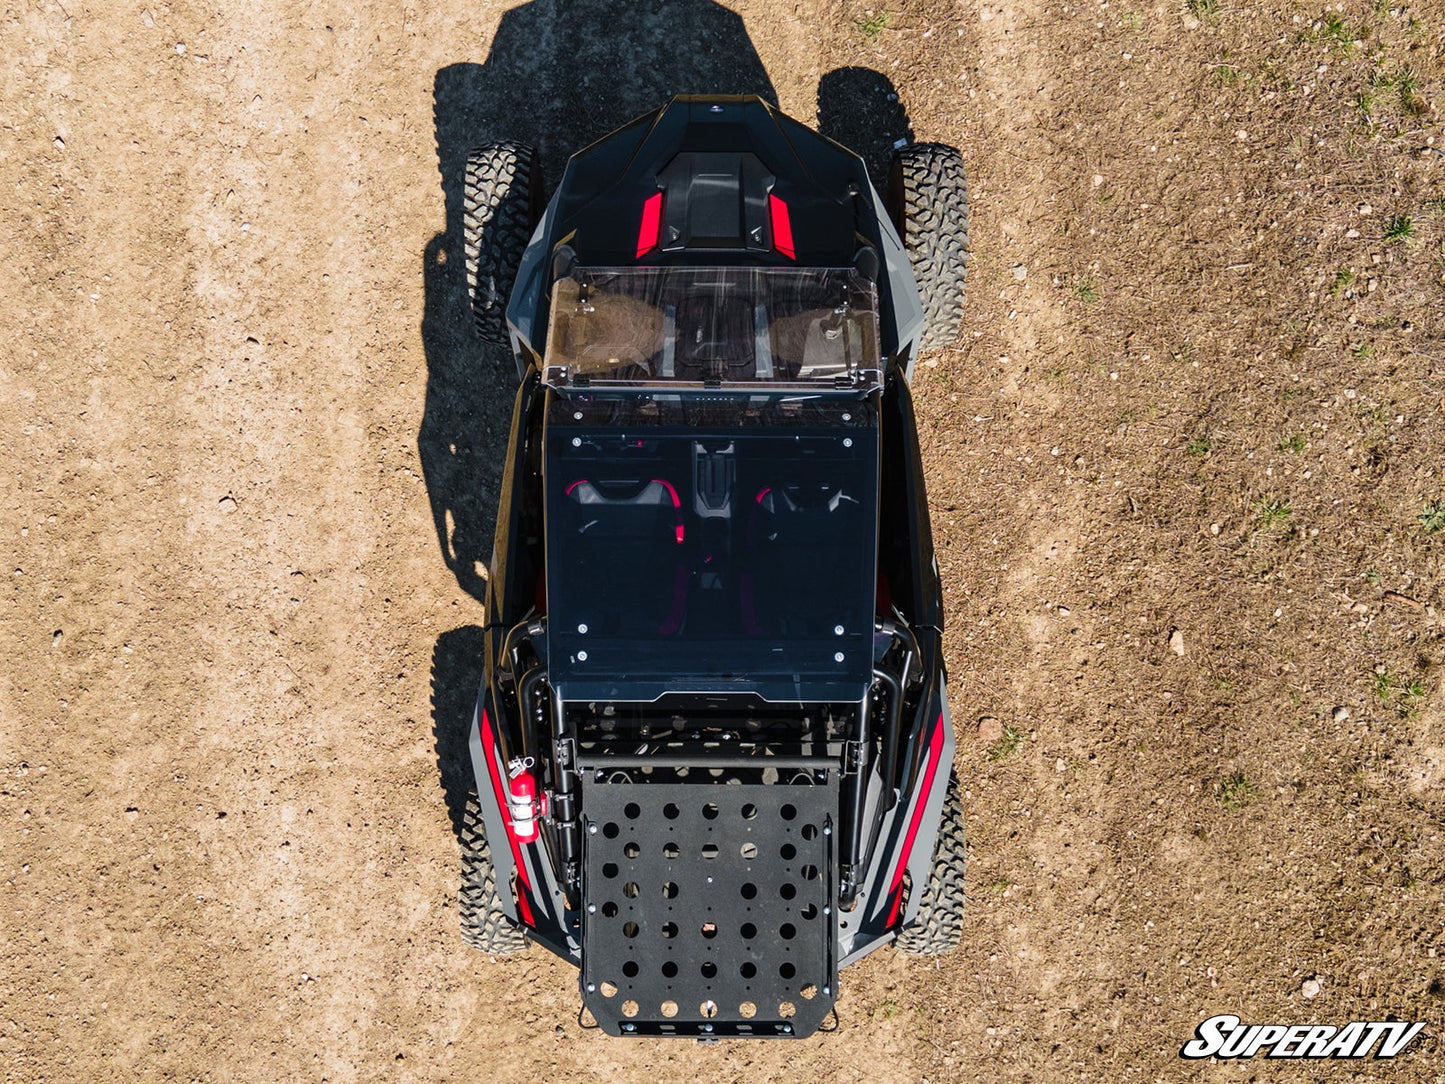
[495,611,930,911]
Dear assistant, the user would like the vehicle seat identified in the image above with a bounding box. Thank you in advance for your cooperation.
[563,478,688,635]
[741,483,862,636]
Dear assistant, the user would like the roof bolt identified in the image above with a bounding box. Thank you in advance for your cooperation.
[842,438,853,448]
[842,413,851,421]
[781,1023,793,1035]
[571,437,581,447]
[588,823,598,835]
[834,652,844,663]
[586,982,596,992]
[823,906,832,915]
[823,825,832,836]
[623,1022,636,1032]
[587,903,597,913]
[834,625,844,635]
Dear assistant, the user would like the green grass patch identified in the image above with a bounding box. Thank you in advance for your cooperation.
[1330,268,1356,297]
[1255,497,1292,528]
[1421,501,1445,532]
[989,725,1023,763]
[858,10,892,40]
[1318,12,1361,51]
[1218,770,1259,811]
[1374,668,1428,716]
[1073,277,1100,304]
[1384,214,1414,243]
[1278,434,1306,454]
[1214,62,1242,88]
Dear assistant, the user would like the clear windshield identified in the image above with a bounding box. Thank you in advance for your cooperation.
[544,267,880,386]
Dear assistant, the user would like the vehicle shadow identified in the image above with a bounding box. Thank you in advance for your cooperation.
[815,66,914,192]
[430,624,488,842]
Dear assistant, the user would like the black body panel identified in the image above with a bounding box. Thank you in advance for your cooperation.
[526,97,907,357]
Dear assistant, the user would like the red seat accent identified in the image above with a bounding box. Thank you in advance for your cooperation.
[636,192,663,258]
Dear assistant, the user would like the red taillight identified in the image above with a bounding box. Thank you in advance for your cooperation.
[769,193,795,260]
[636,192,663,258]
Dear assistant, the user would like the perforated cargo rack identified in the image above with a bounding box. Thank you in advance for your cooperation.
[578,764,839,1038]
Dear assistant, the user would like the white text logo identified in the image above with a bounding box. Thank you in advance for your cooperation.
[1180,1015,1426,1059]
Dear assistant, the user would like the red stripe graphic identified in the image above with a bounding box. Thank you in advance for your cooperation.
[478,706,535,926]
[886,712,945,927]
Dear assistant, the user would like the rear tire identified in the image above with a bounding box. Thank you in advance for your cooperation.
[887,143,970,351]
[894,769,966,956]
[459,792,528,955]
[463,142,538,347]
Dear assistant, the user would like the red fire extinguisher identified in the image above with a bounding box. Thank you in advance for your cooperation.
[506,757,541,844]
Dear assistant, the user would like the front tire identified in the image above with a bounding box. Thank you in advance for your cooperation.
[459,792,528,955]
[462,142,538,347]
[887,143,970,351]
[894,770,966,956]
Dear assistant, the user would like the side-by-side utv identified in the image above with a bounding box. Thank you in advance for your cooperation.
[455,96,969,1038]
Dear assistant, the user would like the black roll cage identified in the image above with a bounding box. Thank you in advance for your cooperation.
[488,612,932,913]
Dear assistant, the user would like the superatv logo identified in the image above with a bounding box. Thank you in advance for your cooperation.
[1180,1015,1426,1060]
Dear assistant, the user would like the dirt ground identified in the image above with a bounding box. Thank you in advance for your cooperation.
[3,0,1444,1079]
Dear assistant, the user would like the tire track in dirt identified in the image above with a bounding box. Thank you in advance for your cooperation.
[949,0,1143,1057]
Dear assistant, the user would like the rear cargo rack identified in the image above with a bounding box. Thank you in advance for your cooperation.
[579,772,839,1037]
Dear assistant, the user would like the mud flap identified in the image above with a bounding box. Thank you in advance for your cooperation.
[579,774,839,1037]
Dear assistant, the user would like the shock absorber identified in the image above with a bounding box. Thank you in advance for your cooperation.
[549,690,581,906]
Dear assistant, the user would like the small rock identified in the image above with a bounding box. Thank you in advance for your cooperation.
[1210,522,1221,536]
[1011,264,1027,281]
[1054,758,1066,773]
[978,716,1003,742]
[1092,173,1105,188]
[1301,977,1321,999]
[175,41,186,54]
[142,9,155,28]
[1331,706,1350,724]
[51,630,63,649]
[53,136,65,150]
[218,496,237,513]
[1057,606,1071,617]
[1169,629,1185,656]
[1182,14,1199,30]
[1359,204,1372,215]
[1235,129,1249,142]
